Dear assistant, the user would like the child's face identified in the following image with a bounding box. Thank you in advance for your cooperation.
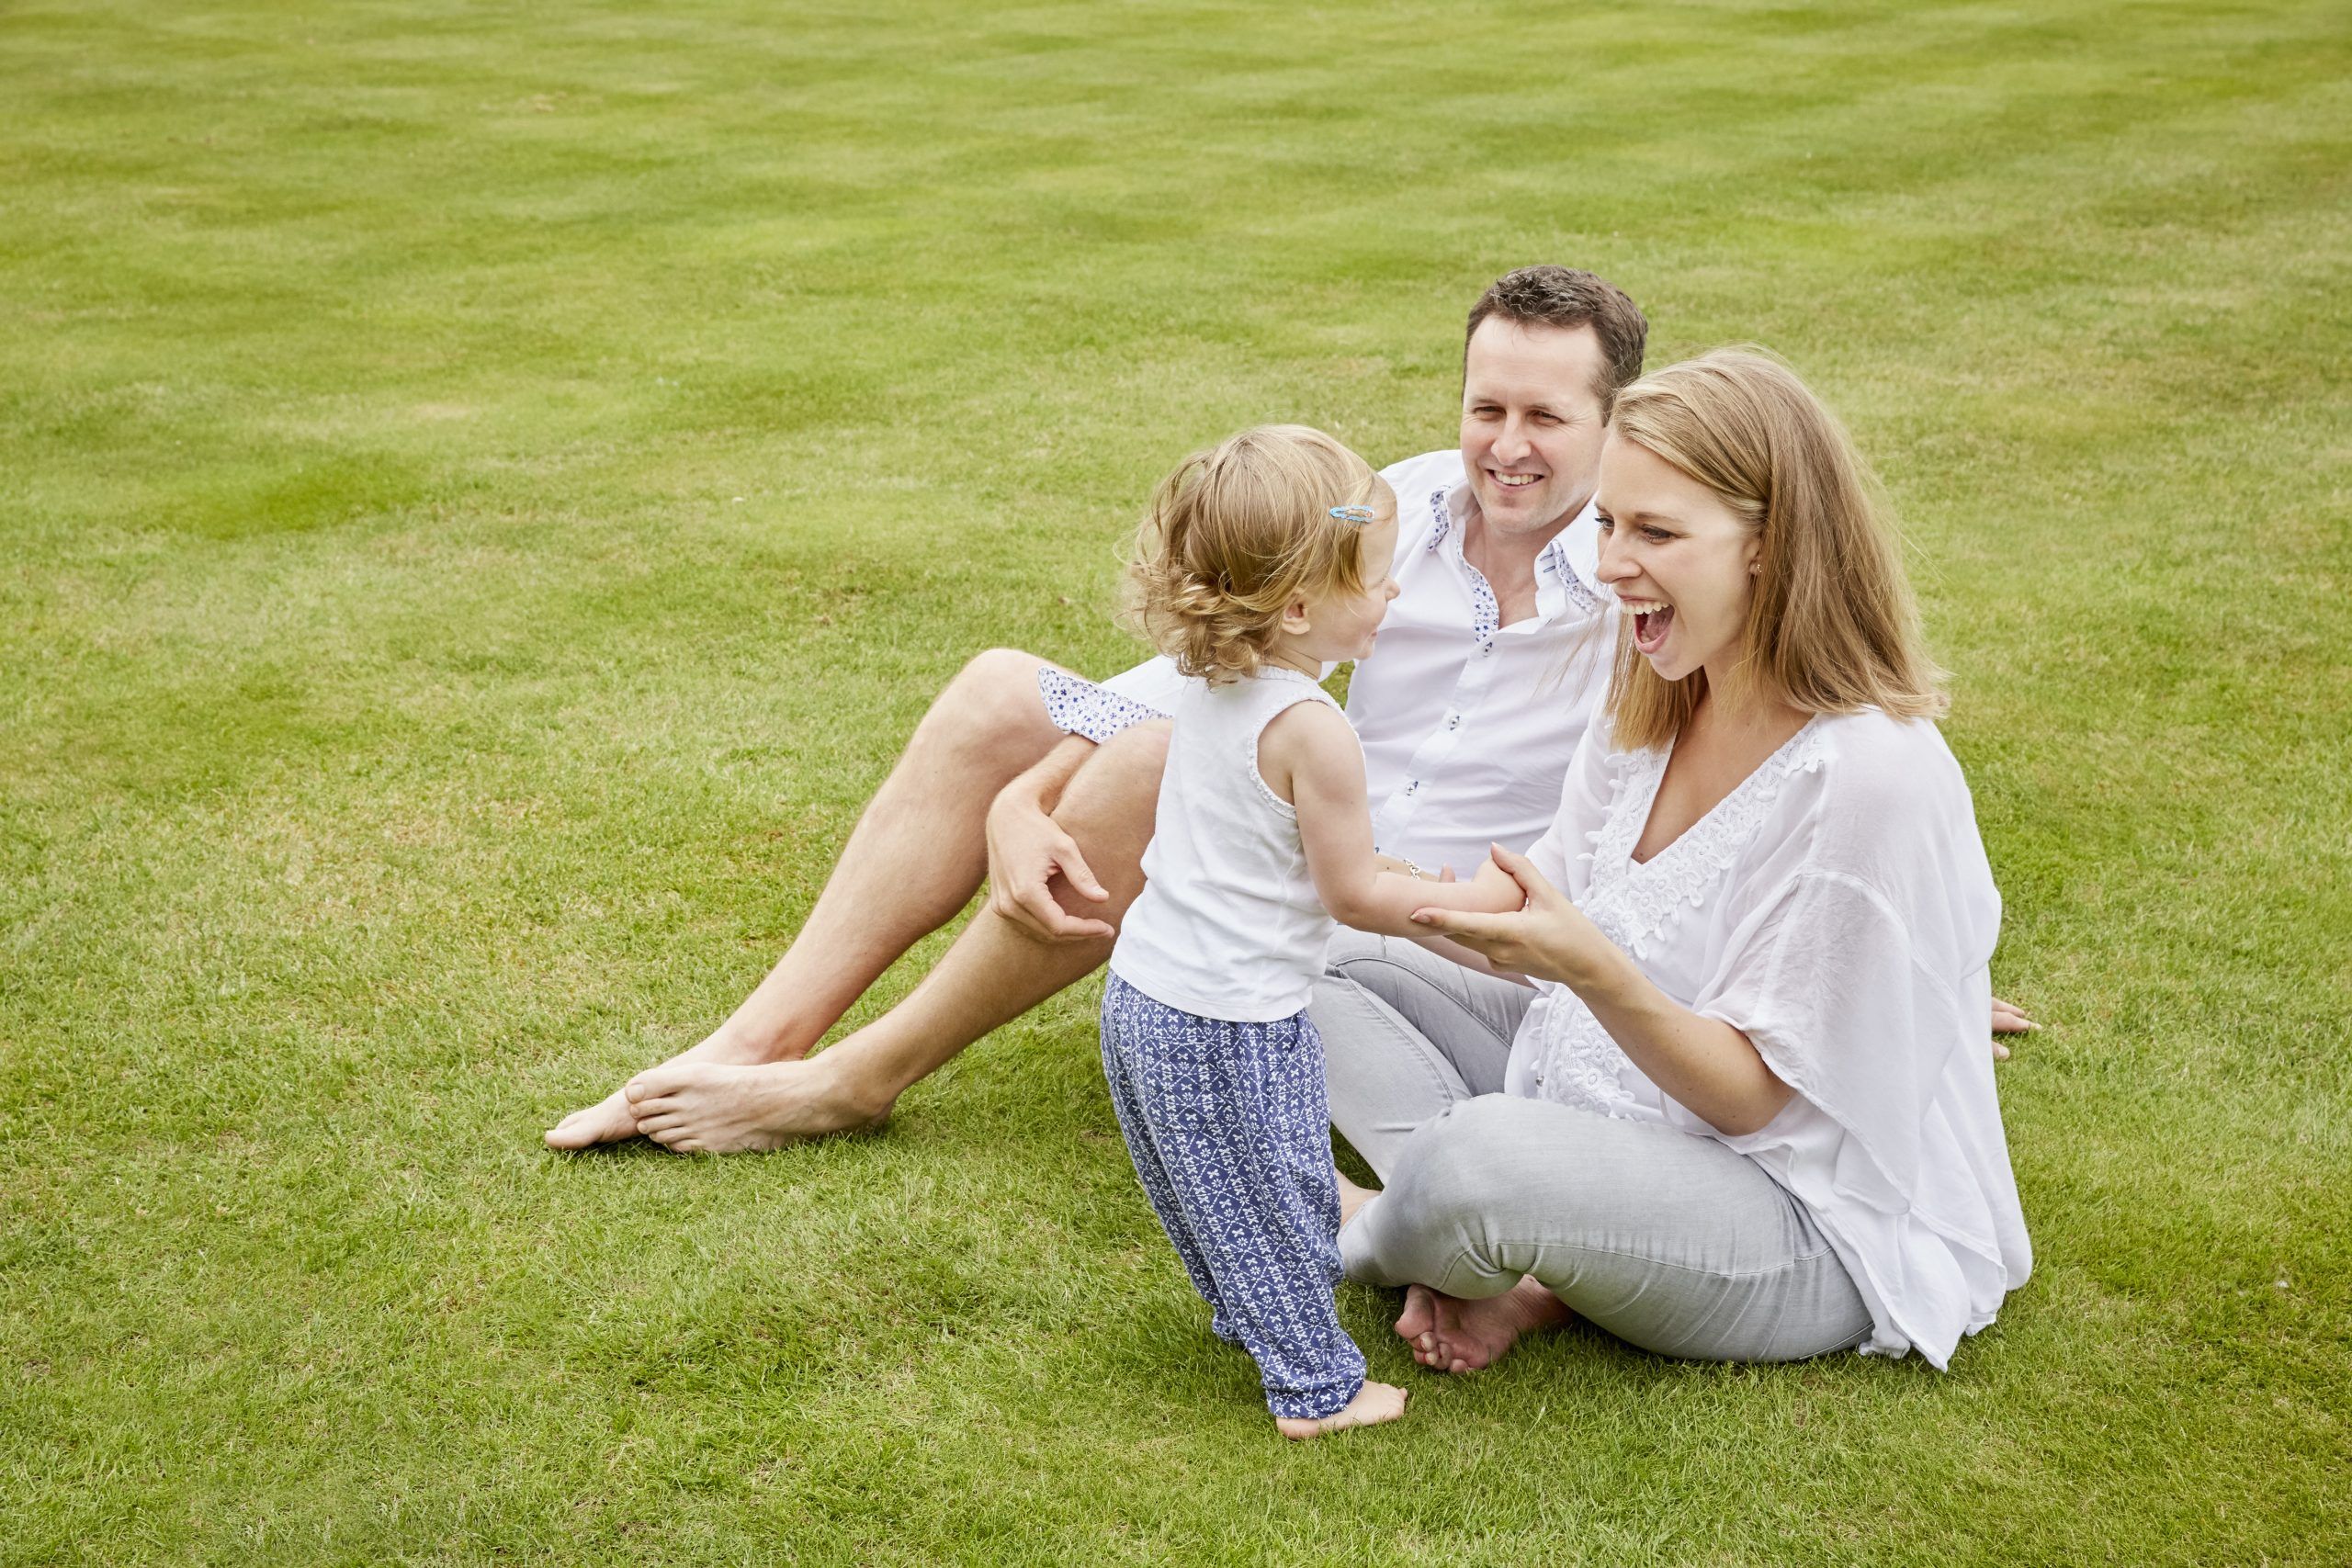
[1294,513,1400,664]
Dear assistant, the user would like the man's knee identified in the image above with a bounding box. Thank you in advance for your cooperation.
[921,649,1055,755]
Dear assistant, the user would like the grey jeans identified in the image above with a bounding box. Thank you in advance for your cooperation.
[1310,932,1871,1363]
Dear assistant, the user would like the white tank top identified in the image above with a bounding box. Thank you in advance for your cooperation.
[1111,666,1344,1022]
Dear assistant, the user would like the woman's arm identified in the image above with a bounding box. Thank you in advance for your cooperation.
[1408,846,1794,1136]
[1264,702,1525,939]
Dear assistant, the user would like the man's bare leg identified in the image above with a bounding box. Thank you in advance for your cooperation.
[546,648,1069,1149]
[621,720,1170,1152]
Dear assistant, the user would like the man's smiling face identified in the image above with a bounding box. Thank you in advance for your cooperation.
[1458,317,1611,543]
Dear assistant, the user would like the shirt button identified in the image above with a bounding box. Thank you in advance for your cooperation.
[1447,715,1461,728]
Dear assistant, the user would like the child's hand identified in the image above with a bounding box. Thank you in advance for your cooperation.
[1463,852,1524,911]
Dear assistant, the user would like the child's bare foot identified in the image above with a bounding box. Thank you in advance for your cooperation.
[1273,1380,1408,1440]
[1399,1277,1572,1373]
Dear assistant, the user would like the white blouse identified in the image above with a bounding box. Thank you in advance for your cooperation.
[1510,709,2032,1368]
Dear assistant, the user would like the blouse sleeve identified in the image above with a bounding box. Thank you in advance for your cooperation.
[1526,717,1618,896]
[1690,869,1965,1204]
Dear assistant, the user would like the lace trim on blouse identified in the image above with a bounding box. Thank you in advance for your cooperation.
[1533,717,1828,1116]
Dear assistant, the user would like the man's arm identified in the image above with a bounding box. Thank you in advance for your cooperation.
[985,733,1116,941]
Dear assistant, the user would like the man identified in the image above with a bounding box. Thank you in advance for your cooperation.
[548,266,2027,1154]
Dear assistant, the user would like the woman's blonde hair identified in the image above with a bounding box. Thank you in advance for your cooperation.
[1126,424,1395,684]
[1605,348,1948,750]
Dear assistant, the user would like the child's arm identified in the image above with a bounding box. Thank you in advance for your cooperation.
[1261,701,1525,939]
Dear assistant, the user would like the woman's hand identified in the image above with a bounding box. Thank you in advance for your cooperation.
[1408,845,1611,987]
[1419,845,1792,1134]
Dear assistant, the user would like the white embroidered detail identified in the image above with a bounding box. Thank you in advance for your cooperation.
[1531,719,1827,1115]
[1039,669,1168,745]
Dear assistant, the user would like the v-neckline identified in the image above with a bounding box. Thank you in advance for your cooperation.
[1624,715,1822,871]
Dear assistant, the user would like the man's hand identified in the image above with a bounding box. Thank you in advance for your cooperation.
[985,775,1115,942]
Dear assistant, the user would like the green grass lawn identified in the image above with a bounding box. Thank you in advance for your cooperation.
[5,0,2347,1561]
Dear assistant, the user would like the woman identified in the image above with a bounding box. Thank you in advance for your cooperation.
[1317,348,2031,1372]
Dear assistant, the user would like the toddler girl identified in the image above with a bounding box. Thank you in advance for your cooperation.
[1102,424,1523,1439]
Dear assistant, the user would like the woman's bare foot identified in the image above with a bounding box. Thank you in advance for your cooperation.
[1395,1282,1440,1347]
[621,1055,888,1154]
[1335,1168,1379,1230]
[1397,1278,1571,1374]
[1273,1380,1408,1440]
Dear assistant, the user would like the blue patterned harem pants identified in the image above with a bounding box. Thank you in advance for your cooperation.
[1099,973,1367,1420]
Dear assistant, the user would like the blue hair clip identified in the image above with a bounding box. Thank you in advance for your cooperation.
[1329,504,1375,525]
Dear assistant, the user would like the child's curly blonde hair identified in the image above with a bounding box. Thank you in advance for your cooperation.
[1125,424,1396,685]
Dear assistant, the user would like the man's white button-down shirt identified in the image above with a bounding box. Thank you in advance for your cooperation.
[1055,448,1615,878]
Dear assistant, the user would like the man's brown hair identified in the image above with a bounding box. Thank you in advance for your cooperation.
[1464,265,1648,413]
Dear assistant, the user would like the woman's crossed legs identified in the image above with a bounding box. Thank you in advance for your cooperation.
[1310,933,1869,1372]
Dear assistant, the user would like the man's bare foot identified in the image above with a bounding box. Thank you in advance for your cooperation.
[1273,1380,1408,1440]
[545,1026,797,1151]
[1397,1277,1571,1374]
[1335,1168,1379,1231]
[544,1086,643,1151]
[622,1055,887,1154]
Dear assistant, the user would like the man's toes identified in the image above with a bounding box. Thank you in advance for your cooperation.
[545,1096,635,1149]
[544,1115,593,1150]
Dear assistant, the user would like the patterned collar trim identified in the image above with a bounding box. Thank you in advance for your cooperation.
[1428,483,1601,611]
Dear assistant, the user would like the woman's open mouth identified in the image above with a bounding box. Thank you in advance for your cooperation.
[1625,599,1675,656]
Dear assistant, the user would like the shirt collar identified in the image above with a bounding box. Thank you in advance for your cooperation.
[1428,479,1595,593]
